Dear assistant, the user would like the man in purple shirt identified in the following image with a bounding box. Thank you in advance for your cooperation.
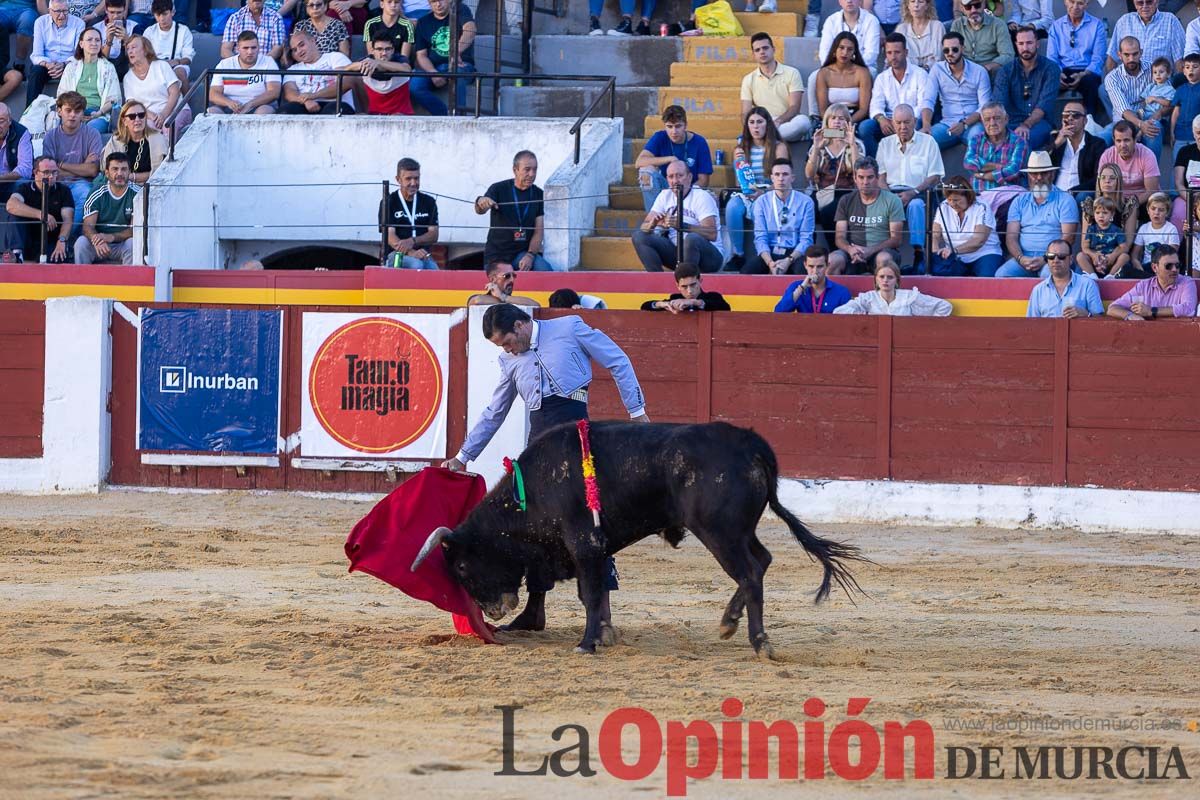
[1105,245,1197,321]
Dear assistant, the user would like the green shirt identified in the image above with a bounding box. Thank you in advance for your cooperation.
[77,61,101,110]
[82,184,137,235]
[950,15,1015,67]
[835,190,905,248]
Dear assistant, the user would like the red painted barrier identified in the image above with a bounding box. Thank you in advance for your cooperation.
[0,301,45,458]
[105,305,1200,494]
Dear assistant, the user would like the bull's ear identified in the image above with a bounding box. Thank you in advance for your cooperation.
[411,526,452,571]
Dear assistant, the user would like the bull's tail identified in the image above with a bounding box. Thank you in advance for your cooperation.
[753,439,868,604]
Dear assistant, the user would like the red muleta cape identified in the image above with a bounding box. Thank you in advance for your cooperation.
[345,466,499,643]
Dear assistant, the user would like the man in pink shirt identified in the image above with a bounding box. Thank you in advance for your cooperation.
[1106,245,1197,321]
[1098,120,1161,205]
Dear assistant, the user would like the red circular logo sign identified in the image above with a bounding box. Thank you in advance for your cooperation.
[309,317,443,453]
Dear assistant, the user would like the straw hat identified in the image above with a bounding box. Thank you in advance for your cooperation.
[1021,151,1057,173]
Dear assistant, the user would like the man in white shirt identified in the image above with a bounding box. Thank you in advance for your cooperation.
[860,32,929,156]
[208,30,280,115]
[27,0,84,106]
[280,28,354,114]
[876,105,944,272]
[143,0,195,89]
[632,159,724,273]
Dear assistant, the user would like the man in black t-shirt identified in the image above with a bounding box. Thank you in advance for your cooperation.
[411,0,476,115]
[380,157,439,269]
[474,150,555,271]
[4,157,75,263]
[640,263,732,312]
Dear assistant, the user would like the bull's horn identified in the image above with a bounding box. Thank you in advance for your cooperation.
[411,526,452,571]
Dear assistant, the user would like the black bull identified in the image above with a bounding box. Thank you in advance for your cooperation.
[413,421,865,658]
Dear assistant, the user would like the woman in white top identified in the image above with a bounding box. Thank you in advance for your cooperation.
[123,35,190,136]
[815,32,873,123]
[142,0,196,92]
[58,28,122,135]
[896,0,945,70]
[930,176,1004,276]
[834,258,953,315]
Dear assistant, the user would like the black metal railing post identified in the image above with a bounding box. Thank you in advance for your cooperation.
[141,184,150,263]
[380,180,390,267]
[493,0,502,114]
[925,186,934,274]
[448,1,458,117]
[1189,185,1196,276]
[674,183,684,266]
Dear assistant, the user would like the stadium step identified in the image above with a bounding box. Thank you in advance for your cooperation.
[621,164,738,187]
[579,235,644,271]
[681,37,758,64]
[657,85,743,116]
[643,114,746,138]
[632,137,742,156]
[735,12,800,37]
[594,207,645,236]
[669,62,754,86]
[608,184,647,210]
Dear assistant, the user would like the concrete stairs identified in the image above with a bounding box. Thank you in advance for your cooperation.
[576,16,797,270]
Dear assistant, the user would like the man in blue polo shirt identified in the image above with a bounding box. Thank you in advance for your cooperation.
[1027,239,1103,317]
[634,104,713,212]
[995,152,1080,278]
[774,245,851,313]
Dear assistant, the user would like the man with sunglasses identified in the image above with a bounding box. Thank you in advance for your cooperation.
[992,26,1060,150]
[1048,0,1106,121]
[1026,239,1102,318]
[949,0,1013,76]
[921,31,990,150]
[1106,244,1196,320]
[1050,100,1105,195]
[1104,0,1184,76]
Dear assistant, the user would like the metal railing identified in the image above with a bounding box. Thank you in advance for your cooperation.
[165,68,617,165]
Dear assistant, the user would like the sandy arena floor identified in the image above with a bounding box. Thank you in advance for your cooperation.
[0,490,1197,799]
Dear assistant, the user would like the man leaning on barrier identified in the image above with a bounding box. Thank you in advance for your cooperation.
[381,157,438,269]
[1106,244,1197,321]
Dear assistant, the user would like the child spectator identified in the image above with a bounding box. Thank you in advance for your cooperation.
[1133,57,1175,123]
[1077,197,1131,279]
[1133,192,1180,273]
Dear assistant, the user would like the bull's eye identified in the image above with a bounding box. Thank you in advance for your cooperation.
[455,561,468,576]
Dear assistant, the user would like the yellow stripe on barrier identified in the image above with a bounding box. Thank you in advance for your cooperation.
[0,283,155,301]
[172,287,278,304]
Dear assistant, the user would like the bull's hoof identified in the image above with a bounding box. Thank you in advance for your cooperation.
[574,643,597,655]
[753,633,778,662]
[500,615,545,632]
[599,622,619,647]
[719,619,739,640]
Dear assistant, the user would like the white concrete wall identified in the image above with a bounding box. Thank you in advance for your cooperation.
[147,115,623,272]
[777,479,1200,537]
[0,297,112,493]
[543,119,624,271]
[142,119,220,290]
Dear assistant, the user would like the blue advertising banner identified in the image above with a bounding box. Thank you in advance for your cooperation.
[137,308,283,453]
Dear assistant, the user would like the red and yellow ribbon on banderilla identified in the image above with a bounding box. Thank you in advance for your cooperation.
[576,420,602,527]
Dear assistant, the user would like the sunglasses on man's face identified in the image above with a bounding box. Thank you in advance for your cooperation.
[1158,261,1180,270]
[963,1,981,8]
[943,46,960,55]
[1061,111,1084,119]
[1044,253,1070,261]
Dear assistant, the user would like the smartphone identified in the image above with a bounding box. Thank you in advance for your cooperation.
[822,128,845,140]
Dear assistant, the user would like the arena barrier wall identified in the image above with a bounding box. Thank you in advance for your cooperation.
[6,297,1200,535]
[0,266,1141,317]
[0,297,111,492]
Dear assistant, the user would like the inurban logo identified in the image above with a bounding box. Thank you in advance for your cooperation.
[158,365,261,394]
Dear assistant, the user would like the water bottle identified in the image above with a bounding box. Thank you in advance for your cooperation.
[733,135,756,194]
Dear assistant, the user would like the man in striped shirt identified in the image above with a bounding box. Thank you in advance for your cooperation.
[963,102,1029,194]
[1104,36,1162,157]
[1104,0,1184,74]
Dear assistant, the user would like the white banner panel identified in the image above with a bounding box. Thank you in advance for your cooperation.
[301,312,450,459]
